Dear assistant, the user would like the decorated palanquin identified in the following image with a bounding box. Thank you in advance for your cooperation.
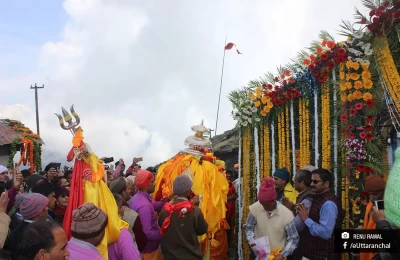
[56,106,128,259]
[153,121,229,260]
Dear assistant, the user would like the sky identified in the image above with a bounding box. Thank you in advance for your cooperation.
[0,0,367,169]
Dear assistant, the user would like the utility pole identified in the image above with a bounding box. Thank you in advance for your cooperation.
[30,83,44,135]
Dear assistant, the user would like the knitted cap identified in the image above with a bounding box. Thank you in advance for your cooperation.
[301,165,317,172]
[135,170,154,190]
[363,174,386,193]
[273,168,290,182]
[0,165,8,173]
[16,193,48,220]
[385,148,400,227]
[173,175,192,196]
[258,177,277,202]
[71,202,108,240]
[109,177,126,194]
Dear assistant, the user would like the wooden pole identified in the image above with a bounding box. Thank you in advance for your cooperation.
[30,83,44,135]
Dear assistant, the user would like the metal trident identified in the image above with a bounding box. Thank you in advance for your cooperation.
[55,105,81,135]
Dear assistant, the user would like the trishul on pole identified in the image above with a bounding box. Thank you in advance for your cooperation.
[54,105,81,135]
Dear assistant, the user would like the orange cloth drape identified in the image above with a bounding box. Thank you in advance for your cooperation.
[360,201,376,260]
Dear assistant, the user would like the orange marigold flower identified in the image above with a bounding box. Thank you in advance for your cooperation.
[352,62,360,70]
[363,92,373,101]
[256,87,261,97]
[345,82,353,89]
[362,64,369,70]
[261,110,267,117]
[340,83,347,91]
[327,41,336,49]
[263,106,270,112]
[249,92,256,100]
[255,101,261,107]
[346,61,353,69]
[354,81,363,89]
[350,73,360,80]
[340,71,345,79]
[303,59,311,65]
[353,90,362,99]
[346,74,351,81]
[341,94,347,102]
[362,70,371,79]
[347,93,355,101]
[364,79,373,89]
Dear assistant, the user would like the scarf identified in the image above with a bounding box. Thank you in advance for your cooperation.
[160,200,194,236]
[360,201,376,260]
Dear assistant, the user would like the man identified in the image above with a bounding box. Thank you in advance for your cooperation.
[32,180,57,220]
[282,169,315,259]
[110,177,147,251]
[67,202,108,259]
[225,170,236,246]
[14,219,69,260]
[158,175,208,260]
[0,165,9,183]
[130,169,168,259]
[297,168,344,260]
[360,174,386,260]
[244,177,299,260]
[8,193,49,257]
[273,168,298,204]
[44,163,61,184]
[0,191,9,249]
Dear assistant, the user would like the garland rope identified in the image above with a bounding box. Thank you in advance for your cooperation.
[314,90,319,167]
[290,101,296,181]
[271,122,276,173]
[237,131,243,260]
[254,126,261,193]
[332,70,338,194]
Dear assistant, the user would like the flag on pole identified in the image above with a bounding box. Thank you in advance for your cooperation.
[225,42,242,54]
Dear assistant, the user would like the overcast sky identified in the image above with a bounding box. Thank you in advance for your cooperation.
[0,0,367,169]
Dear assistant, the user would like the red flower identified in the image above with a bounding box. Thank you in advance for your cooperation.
[312,70,319,77]
[321,53,329,60]
[322,70,329,77]
[342,129,348,135]
[366,99,375,108]
[364,125,373,131]
[373,17,380,24]
[355,102,363,110]
[359,132,366,139]
[326,61,335,69]
[262,83,267,89]
[318,76,326,83]
[367,115,374,122]
[310,54,316,61]
[274,77,279,82]
[282,80,287,85]
[293,90,301,98]
[349,132,355,139]
[337,48,346,56]
[376,10,383,17]
[350,108,357,116]
[378,5,384,12]
[267,84,273,90]
[395,2,400,9]
[356,165,365,172]
[366,167,373,173]
[395,9,400,18]
[308,64,315,71]
[369,9,375,16]
[365,133,373,141]
[361,17,367,24]
[347,124,354,130]
[340,114,348,121]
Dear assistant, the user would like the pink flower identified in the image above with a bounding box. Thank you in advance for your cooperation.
[355,102,363,110]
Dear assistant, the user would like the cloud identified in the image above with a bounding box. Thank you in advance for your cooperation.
[0,0,367,169]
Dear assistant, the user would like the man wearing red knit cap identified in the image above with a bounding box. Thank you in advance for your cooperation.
[130,170,170,260]
[244,177,299,260]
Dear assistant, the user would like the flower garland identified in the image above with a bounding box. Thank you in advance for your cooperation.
[332,70,339,194]
[241,129,251,260]
[259,125,264,179]
[285,105,291,171]
[321,81,331,170]
[290,101,296,180]
[271,123,276,173]
[374,36,400,111]
[278,112,284,168]
[314,90,319,167]
[299,99,311,167]
[263,124,271,178]
[237,131,243,260]
[254,126,261,193]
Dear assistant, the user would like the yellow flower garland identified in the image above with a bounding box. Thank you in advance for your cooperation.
[285,105,291,170]
[299,99,304,167]
[278,112,283,168]
[374,36,400,111]
[321,82,331,170]
[242,129,251,260]
[263,124,271,178]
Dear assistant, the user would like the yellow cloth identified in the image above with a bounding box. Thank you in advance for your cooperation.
[269,249,283,259]
[140,248,162,260]
[153,153,228,243]
[283,182,298,204]
[75,129,129,259]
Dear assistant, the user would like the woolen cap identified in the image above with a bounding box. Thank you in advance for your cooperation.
[258,177,277,202]
[363,174,386,193]
[273,168,290,182]
[16,193,48,220]
[135,170,154,190]
[173,175,192,196]
[109,177,126,194]
[71,202,108,239]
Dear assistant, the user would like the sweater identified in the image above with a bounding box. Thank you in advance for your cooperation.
[108,228,140,260]
[67,238,105,260]
[249,201,294,251]
[0,212,10,248]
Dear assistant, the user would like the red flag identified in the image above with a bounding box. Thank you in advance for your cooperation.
[225,42,242,54]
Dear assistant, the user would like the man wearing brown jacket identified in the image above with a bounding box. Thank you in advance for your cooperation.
[158,175,208,260]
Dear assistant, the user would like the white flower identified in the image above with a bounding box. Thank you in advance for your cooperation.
[251,107,258,113]
[181,208,187,214]
[353,31,364,39]
[357,42,364,47]
[355,58,364,63]
[255,117,261,122]
[242,121,248,127]
[364,48,373,56]
[361,43,371,50]
[348,56,354,60]
[360,60,370,65]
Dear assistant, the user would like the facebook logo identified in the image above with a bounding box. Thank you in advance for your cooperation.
[343,242,347,249]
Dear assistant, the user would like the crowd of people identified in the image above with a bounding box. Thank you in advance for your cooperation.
[0,149,399,260]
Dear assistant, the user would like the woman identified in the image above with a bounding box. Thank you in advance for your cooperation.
[53,187,69,225]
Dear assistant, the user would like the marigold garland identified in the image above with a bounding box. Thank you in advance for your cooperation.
[241,129,251,260]
[285,105,291,171]
[263,124,271,178]
[321,82,331,170]
[374,36,400,111]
